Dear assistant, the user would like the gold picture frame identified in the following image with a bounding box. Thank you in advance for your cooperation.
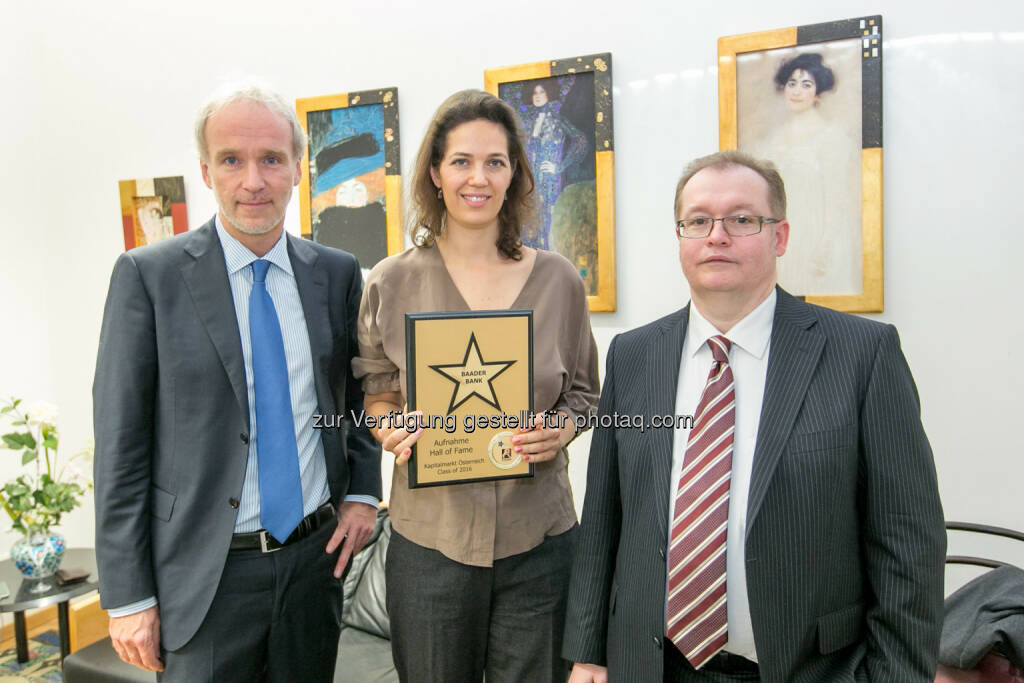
[719,16,883,313]
[485,53,617,312]
[296,87,402,269]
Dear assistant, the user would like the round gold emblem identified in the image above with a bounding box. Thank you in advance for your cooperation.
[488,431,521,469]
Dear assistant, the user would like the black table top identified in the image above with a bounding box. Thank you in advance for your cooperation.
[0,547,98,612]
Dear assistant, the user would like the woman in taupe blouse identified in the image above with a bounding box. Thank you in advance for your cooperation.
[352,90,599,682]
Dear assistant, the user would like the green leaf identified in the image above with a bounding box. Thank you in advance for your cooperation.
[42,436,58,450]
[22,434,35,449]
[11,420,25,426]
[2,434,22,449]
[0,406,11,414]
[12,399,21,408]
[21,450,37,466]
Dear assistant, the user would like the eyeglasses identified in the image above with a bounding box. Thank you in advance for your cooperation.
[675,215,781,239]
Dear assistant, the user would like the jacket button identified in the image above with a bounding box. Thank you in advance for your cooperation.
[228,498,239,509]
[240,433,249,444]
[652,636,662,649]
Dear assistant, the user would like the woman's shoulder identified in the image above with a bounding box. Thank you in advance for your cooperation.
[531,248,583,285]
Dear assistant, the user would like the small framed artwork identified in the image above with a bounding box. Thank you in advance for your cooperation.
[296,87,402,269]
[485,53,617,312]
[719,16,883,313]
[117,176,188,251]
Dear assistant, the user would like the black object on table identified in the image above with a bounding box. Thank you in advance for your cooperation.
[0,547,98,663]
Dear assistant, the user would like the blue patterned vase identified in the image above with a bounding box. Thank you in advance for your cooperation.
[11,532,66,590]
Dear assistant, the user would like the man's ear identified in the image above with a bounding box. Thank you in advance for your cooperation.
[774,219,790,257]
[200,159,213,189]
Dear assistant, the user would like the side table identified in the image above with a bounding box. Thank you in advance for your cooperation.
[0,547,98,663]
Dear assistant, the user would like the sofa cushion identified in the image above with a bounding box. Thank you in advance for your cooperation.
[62,637,156,683]
[334,627,397,683]
[343,516,391,639]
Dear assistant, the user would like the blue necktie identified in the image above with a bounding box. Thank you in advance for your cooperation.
[249,259,304,542]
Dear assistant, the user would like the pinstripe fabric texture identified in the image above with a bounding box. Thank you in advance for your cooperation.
[667,336,734,668]
[563,288,946,683]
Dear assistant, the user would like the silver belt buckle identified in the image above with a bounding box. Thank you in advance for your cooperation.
[258,530,281,553]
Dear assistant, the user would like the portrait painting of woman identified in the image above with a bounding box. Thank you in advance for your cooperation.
[737,41,864,297]
[500,75,592,251]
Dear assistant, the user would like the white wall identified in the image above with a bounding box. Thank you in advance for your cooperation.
[2,0,1022,584]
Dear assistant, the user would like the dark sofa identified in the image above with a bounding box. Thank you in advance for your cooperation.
[63,509,398,682]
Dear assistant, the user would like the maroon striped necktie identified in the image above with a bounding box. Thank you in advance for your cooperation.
[666,335,735,669]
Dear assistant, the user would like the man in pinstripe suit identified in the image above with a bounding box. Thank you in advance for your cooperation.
[563,151,945,682]
[93,82,381,680]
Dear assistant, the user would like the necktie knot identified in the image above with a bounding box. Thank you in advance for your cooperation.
[252,259,271,284]
[708,335,731,363]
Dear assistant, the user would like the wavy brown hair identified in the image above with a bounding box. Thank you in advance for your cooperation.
[409,89,536,260]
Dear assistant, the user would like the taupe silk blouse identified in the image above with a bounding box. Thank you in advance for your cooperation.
[353,244,599,566]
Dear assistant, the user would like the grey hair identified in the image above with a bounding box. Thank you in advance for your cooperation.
[194,79,307,162]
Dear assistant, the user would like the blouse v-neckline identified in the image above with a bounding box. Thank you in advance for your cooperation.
[430,244,541,312]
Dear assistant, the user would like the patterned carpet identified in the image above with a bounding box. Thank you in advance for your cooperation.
[0,631,62,682]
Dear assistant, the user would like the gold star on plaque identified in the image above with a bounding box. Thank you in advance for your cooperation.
[430,333,516,412]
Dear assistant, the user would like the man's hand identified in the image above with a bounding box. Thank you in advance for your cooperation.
[326,501,378,578]
[109,605,163,672]
[569,662,608,683]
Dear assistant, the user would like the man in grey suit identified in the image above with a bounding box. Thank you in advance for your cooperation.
[564,151,945,682]
[93,81,381,680]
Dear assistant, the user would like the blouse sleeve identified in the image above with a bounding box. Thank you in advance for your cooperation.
[552,269,600,430]
[352,268,402,395]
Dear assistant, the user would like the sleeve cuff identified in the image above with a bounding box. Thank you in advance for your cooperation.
[343,494,380,508]
[107,596,158,618]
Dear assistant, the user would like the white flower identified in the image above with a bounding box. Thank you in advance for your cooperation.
[24,401,59,429]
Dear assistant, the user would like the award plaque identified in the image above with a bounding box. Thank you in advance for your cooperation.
[405,310,534,487]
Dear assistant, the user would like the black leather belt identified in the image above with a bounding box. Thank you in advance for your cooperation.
[230,503,335,553]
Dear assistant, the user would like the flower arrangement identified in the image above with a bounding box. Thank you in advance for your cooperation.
[0,397,91,536]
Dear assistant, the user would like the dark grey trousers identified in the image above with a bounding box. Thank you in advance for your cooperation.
[386,525,577,683]
[158,520,343,682]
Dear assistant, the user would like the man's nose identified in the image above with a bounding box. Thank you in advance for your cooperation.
[707,219,732,244]
[242,163,266,191]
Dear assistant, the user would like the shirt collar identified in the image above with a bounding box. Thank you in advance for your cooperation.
[215,214,293,277]
[686,289,776,360]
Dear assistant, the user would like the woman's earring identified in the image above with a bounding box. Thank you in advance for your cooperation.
[437,188,443,199]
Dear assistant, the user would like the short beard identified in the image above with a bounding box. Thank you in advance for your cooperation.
[221,204,286,236]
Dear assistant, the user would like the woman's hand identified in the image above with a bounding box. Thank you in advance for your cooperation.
[376,410,424,466]
[512,411,575,463]
[364,393,424,466]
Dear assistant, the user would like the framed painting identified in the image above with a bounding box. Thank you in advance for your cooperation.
[296,87,402,269]
[719,16,883,313]
[485,52,617,312]
[117,176,188,251]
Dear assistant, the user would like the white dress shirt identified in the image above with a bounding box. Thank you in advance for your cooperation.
[667,290,776,661]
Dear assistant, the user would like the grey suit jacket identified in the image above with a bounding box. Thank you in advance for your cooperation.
[92,218,381,650]
[563,288,945,682]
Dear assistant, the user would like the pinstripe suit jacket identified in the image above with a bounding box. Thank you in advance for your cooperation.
[563,288,945,682]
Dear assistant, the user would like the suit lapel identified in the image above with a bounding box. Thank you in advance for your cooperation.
[179,220,249,424]
[647,308,688,540]
[746,288,824,532]
[287,235,331,403]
